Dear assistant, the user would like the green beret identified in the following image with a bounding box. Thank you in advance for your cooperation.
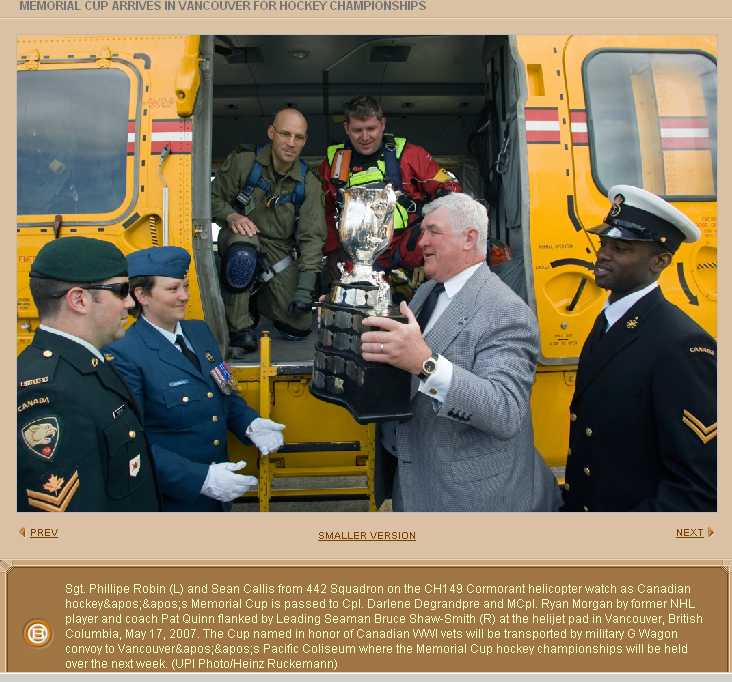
[30,237,128,283]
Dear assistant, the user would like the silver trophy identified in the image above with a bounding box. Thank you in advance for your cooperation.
[311,184,412,423]
[327,184,398,314]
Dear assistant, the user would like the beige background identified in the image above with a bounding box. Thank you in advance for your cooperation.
[2,1,729,571]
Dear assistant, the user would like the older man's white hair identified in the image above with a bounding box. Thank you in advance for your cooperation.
[422,193,488,252]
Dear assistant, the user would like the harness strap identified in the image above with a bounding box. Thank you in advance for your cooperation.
[259,254,294,283]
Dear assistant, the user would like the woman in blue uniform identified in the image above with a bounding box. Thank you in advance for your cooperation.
[105,246,285,511]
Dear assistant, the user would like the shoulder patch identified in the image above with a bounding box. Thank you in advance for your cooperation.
[26,471,79,512]
[690,346,715,356]
[682,409,717,444]
[21,416,60,460]
[18,395,51,413]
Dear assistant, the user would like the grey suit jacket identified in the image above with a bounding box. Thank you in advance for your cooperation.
[380,262,558,512]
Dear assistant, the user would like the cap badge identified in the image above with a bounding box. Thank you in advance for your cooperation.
[610,193,625,218]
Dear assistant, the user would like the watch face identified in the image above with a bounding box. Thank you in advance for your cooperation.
[423,359,436,374]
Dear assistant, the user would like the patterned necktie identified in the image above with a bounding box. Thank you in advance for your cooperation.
[417,283,445,331]
[175,334,200,371]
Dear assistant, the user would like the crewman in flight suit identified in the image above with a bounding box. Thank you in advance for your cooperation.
[211,107,326,354]
[105,246,286,511]
[18,237,160,512]
[320,95,462,301]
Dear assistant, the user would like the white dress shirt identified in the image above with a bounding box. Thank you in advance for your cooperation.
[418,262,482,404]
[141,315,194,352]
[603,281,658,331]
[39,324,104,361]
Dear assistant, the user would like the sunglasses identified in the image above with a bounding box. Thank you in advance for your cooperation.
[53,282,130,299]
[83,282,131,299]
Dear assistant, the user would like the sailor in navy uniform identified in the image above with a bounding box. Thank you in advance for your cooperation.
[562,185,716,512]
[105,246,285,511]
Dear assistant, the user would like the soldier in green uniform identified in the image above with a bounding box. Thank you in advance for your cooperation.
[18,237,161,512]
[211,107,326,353]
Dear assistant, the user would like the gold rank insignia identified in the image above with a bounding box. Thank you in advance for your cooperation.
[682,409,717,444]
[205,352,215,363]
[104,353,115,361]
[26,470,79,512]
[91,357,99,368]
[626,317,639,329]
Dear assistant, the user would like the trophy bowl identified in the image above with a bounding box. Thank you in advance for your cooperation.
[310,184,413,423]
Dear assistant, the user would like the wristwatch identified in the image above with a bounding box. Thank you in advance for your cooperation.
[418,353,439,381]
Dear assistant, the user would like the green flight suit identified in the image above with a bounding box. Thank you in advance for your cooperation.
[211,144,326,334]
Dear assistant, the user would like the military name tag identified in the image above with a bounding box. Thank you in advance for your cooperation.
[210,362,237,395]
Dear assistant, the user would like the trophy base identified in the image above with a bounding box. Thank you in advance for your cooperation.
[310,301,413,424]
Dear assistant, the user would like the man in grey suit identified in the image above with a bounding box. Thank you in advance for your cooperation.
[362,193,558,512]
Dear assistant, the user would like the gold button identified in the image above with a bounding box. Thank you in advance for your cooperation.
[207,392,214,398]
[564,482,570,491]
[182,396,190,403]
[42,350,53,358]
[212,415,219,422]
[213,439,220,446]
[585,427,592,437]
[583,505,590,512]
[583,466,591,477]
[429,388,437,396]
[570,413,577,422]
[128,430,136,439]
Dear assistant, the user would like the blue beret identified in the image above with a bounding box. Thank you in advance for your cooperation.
[127,247,191,279]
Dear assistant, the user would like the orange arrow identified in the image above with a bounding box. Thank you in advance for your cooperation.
[707,527,714,537]
[19,527,25,537]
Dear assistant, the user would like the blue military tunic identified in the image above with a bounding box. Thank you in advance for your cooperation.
[105,318,258,511]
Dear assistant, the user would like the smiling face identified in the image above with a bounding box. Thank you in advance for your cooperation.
[267,108,307,171]
[135,276,190,332]
[344,115,386,156]
[418,207,478,283]
[594,237,671,302]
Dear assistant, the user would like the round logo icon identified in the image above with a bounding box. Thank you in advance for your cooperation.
[23,619,52,648]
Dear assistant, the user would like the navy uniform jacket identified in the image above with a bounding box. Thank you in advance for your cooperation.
[18,329,160,512]
[106,319,258,511]
[562,288,716,512]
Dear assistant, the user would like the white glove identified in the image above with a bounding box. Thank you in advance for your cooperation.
[200,460,258,502]
[246,417,285,455]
